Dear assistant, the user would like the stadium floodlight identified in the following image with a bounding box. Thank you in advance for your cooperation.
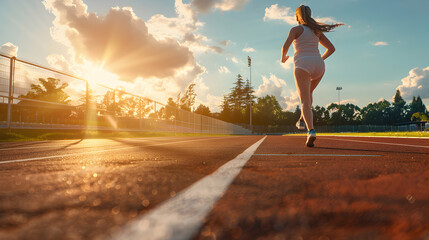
[248,56,252,134]
[336,87,342,105]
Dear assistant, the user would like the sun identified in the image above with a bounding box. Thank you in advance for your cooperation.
[82,62,120,87]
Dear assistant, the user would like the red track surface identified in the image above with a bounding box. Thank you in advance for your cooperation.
[0,136,428,239]
[195,136,429,240]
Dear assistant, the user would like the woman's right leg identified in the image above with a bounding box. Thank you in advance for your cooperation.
[294,68,313,130]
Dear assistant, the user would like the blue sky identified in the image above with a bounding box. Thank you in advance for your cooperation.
[1,0,428,112]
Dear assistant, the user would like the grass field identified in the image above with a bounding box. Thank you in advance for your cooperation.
[284,131,429,138]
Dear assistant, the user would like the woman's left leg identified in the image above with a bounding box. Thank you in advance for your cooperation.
[294,68,313,130]
[299,75,323,121]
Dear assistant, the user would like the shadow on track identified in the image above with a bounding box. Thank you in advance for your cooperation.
[57,139,84,150]
[108,138,195,156]
[315,146,429,155]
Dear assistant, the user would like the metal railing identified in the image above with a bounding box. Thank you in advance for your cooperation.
[0,54,250,135]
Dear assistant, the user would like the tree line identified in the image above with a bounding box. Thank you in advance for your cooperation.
[13,76,428,126]
[214,74,428,126]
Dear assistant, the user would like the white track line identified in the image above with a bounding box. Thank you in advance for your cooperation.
[322,135,429,139]
[253,154,380,157]
[111,136,267,240]
[321,137,429,149]
[0,138,223,165]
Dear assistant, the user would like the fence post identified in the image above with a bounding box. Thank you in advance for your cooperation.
[85,81,89,129]
[7,57,16,130]
[139,98,142,129]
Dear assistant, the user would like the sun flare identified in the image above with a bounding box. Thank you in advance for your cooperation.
[82,62,120,87]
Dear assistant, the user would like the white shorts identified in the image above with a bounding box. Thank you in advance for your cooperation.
[294,56,325,80]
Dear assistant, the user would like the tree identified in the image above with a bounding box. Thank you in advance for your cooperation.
[341,103,361,124]
[360,100,392,125]
[19,77,70,104]
[408,96,427,120]
[18,78,72,123]
[99,90,118,115]
[293,105,301,122]
[392,89,407,123]
[195,104,211,116]
[253,95,283,126]
[229,74,246,110]
[244,78,256,125]
[219,96,232,122]
[415,96,427,113]
[244,79,256,103]
[177,83,196,111]
[411,112,428,122]
[220,74,254,124]
[313,105,330,125]
[165,97,178,120]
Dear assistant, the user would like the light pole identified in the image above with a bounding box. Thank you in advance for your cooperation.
[248,56,252,134]
[336,87,342,106]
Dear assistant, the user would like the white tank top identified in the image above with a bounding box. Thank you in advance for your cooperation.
[293,25,321,58]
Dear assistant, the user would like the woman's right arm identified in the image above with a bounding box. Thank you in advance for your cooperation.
[319,33,335,60]
[281,27,298,63]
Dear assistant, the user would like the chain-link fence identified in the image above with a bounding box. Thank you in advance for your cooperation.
[250,124,426,135]
[0,54,250,135]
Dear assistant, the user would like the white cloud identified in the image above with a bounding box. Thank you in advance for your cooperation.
[214,0,249,11]
[264,4,341,26]
[146,0,223,54]
[46,54,72,73]
[255,73,297,111]
[193,77,222,112]
[340,99,359,104]
[43,0,197,82]
[263,4,295,25]
[397,66,429,100]
[42,0,213,108]
[230,57,238,63]
[372,41,388,46]
[0,42,18,57]
[279,57,294,70]
[192,0,249,13]
[218,66,230,74]
[283,91,300,111]
[242,47,255,52]
[195,94,223,113]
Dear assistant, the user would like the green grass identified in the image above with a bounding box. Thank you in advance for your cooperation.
[0,129,233,142]
[284,131,429,138]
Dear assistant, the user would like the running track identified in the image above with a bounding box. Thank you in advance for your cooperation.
[0,136,428,240]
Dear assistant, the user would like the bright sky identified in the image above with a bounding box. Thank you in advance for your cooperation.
[1,0,428,112]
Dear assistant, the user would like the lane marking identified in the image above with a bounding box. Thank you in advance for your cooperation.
[111,136,267,240]
[253,154,380,157]
[321,137,429,149]
[0,137,229,165]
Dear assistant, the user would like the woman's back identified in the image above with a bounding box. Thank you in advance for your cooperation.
[293,25,320,58]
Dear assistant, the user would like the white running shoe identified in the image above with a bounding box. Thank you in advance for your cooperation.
[296,119,305,130]
[306,129,316,147]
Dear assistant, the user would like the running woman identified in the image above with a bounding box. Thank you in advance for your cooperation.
[281,5,343,147]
